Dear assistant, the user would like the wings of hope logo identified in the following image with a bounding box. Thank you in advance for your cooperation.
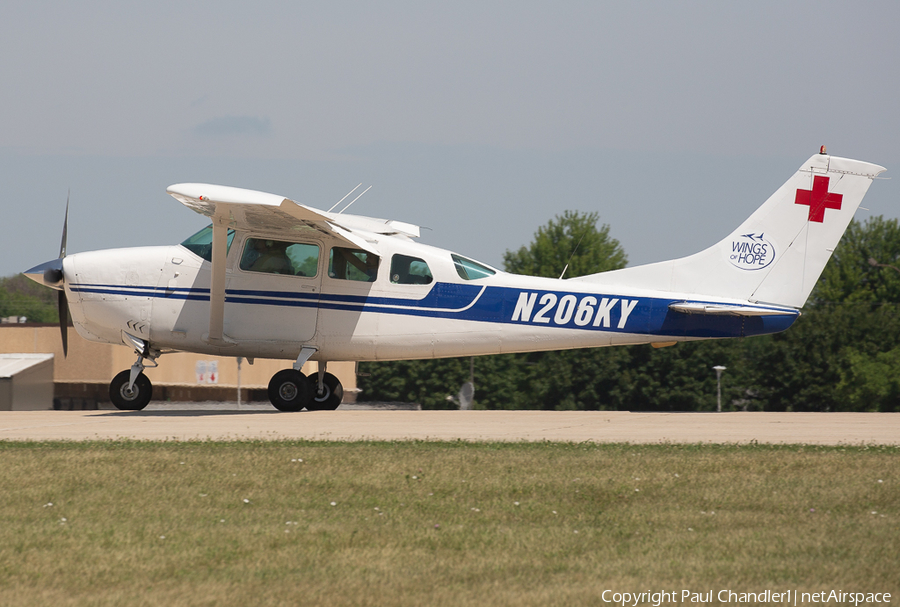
[728,232,775,271]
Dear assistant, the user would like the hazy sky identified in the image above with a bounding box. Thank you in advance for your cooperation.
[2,1,898,276]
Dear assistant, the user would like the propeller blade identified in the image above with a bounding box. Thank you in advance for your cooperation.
[58,290,69,358]
[58,192,70,357]
[59,191,69,259]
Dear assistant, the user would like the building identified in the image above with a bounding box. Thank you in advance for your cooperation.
[0,325,357,409]
[0,353,54,410]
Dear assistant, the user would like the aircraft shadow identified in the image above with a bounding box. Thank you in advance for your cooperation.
[99,409,289,417]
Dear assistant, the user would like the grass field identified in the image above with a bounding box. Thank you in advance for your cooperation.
[0,441,896,606]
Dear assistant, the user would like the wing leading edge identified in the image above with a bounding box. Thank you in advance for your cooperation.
[166,183,384,253]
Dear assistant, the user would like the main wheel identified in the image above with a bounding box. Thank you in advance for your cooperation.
[306,372,343,411]
[268,369,313,412]
[110,370,153,411]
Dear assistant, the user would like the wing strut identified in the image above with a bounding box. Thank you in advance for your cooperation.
[206,218,232,346]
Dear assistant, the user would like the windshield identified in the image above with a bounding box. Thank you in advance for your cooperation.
[180,225,236,262]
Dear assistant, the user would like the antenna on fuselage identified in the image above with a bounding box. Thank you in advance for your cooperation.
[338,185,372,214]
[328,184,362,212]
[558,228,589,280]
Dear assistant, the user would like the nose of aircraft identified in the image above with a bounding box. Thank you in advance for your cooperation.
[23,256,72,356]
[24,257,66,290]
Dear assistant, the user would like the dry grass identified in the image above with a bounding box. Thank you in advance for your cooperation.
[0,441,896,606]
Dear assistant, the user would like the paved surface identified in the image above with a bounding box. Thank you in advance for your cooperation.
[1,409,899,444]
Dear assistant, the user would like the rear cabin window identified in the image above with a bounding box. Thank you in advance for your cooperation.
[329,247,379,282]
[180,225,236,262]
[390,254,433,285]
[452,254,496,280]
[240,238,319,277]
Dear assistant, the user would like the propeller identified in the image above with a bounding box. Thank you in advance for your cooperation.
[24,194,71,357]
[56,194,69,357]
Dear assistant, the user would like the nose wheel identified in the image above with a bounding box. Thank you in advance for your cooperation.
[109,346,158,411]
[110,370,153,410]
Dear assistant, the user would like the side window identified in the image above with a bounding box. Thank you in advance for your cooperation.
[452,254,496,280]
[329,247,379,282]
[390,254,433,285]
[240,238,319,277]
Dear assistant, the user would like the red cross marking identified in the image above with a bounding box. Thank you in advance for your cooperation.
[795,175,843,223]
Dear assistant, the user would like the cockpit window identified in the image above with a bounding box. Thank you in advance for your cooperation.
[180,225,236,262]
[240,239,319,277]
[329,247,379,282]
[390,254,433,285]
[452,254,496,280]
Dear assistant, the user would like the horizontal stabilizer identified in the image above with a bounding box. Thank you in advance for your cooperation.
[668,302,798,317]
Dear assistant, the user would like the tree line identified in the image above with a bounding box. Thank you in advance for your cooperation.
[358,214,900,412]
[0,274,58,323]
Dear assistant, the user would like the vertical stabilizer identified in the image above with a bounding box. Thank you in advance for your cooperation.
[578,153,886,308]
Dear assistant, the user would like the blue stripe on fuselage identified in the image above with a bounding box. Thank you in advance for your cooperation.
[69,281,798,339]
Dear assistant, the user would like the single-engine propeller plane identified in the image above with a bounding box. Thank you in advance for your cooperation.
[25,150,885,411]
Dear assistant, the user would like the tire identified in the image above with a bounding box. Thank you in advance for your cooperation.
[268,369,313,412]
[306,372,343,411]
[109,370,153,411]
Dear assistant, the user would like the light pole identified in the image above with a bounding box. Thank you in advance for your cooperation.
[868,257,900,275]
[712,365,727,412]
[236,356,243,409]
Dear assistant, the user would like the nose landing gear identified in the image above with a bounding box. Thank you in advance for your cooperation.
[110,350,157,411]
[110,369,153,410]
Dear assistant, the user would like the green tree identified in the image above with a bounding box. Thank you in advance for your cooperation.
[0,274,59,323]
[503,210,627,278]
[745,217,900,412]
[837,347,900,412]
[811,216,900,305]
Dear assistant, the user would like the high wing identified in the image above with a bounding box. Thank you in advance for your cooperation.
[166,183,421,252]
[165,183,422,346]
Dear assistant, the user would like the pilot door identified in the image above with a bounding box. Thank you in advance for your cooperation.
[223,236,322,345]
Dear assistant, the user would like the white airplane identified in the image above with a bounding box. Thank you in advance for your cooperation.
[25,149,885,412]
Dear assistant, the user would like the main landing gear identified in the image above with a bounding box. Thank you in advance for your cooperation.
[267,367,343,412]
[267,348,343,412]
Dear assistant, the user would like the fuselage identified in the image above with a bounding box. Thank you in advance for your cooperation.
[59,226,798,363]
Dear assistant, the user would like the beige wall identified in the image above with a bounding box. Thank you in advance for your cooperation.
[0,325,356,398]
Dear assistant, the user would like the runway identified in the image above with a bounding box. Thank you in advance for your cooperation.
[1,409,898,444]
